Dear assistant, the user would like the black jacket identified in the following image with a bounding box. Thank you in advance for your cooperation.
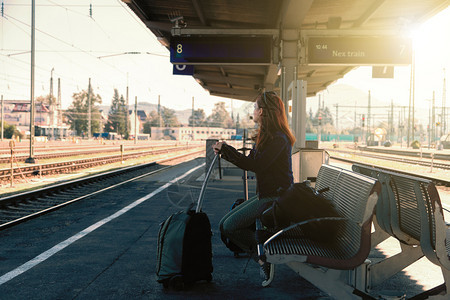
[220,131,293,198]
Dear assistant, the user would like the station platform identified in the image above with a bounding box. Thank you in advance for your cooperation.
[0,157,447,299]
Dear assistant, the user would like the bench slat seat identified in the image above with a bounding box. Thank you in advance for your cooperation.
[264,218,363,269]
[264,165,380,270]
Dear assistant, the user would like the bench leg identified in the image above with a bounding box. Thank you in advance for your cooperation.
[371,217,391,247]
[366,242,424,290]
[286,261,363,299]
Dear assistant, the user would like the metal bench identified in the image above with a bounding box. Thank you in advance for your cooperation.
[353,163,450,298]
[263,164,381,299]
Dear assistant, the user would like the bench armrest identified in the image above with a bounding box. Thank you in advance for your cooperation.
[264,217,347,246]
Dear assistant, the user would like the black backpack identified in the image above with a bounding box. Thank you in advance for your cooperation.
[258,182,341,242]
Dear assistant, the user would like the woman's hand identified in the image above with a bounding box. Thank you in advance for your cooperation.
[212,141,226,154]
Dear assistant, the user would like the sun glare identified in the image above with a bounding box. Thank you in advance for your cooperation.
[411,6,450,66]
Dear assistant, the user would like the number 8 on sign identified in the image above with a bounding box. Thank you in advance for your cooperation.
[177,44,183,54]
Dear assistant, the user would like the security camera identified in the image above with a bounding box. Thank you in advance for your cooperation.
[168,12,186,28]
[169,15,184,23]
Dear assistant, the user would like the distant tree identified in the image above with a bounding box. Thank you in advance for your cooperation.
[306,108,314,133]
[161,107,179,127]
[147,110,161,126]
[307,106,336,134]
[143,121,152,134]
[104,89,127,137]
[238,102,256,129]
[315,107,333,126]
[64,86,102,137]
[145,108,179,127]
[1,122,22,139]
[207,102,232,128]
[188,109,206,126]
[36,94,56,107]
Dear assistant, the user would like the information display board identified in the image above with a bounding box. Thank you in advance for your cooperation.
[170,36,272,65]
[308,37,412,65]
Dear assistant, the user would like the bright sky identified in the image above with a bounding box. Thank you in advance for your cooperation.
[0,1,449,118]
[0,0,220,113]
[326,5,450,110]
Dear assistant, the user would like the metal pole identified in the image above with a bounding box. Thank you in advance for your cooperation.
[428,98,431,149]
[242,128,248,201]
[125,73,129,139]
[88,78,91,139]
[158,95,162,127]
[389,99,394,143]
[407,49,415,147]
[125,86,129,139]
[367,91,371,141]
[399,110,402,148]
[354,101,357,141]
[49,68,54,140]
[411,49,416,143]
[1,95,4,141]
[25,0,36,164]
[191,96,194,140]
[432,91,436,145]
[10,141,14,187]
[58,78,61,138]
[335,104,339,143]
[134,96,137,144]
[442,68,446,136]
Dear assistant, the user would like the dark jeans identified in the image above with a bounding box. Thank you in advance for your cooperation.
[219,195,274,253]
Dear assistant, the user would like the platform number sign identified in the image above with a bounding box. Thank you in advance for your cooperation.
[308,37,412,65]
[170,36,272,65]
[177,43,183,54]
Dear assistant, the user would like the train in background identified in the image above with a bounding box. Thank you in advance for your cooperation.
[93,132,119,140]
[149,126,236,141]
[34,125,71,140]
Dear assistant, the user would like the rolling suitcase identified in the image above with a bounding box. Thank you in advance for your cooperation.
[156,155,218,290]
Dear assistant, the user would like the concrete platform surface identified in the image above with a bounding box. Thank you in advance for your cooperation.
[0,157,447,299]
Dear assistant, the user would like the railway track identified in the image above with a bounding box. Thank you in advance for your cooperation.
[0,142,197,163]
[329,154,450,187]
[0,145,203,183]
[357,146,450,160]
[327,148,450,170]
[1,142,447,231]
[0,151,203,230]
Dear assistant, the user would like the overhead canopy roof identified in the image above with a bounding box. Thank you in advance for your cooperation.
[123,0,448,101]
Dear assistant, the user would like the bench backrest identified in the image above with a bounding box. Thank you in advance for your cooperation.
[315,164,342,200]
[332,169,379,257]
[386,172,440,264]
[264,164,380,269]
[308,165,380,268]
[352,164,448,268]
[352,164,397,239]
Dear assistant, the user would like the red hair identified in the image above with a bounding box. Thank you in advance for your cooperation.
[254,91,296,149]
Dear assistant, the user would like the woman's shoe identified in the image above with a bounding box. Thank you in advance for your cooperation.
[260,262,274,287]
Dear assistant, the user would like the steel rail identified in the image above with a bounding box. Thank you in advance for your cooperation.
[328,148,450,170]
[0,143,198,164]
[0,146,203,183]
[330,155,450,187]
[356,146,450,161]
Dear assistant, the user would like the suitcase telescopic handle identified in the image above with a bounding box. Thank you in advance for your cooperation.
[196,154,219,213]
